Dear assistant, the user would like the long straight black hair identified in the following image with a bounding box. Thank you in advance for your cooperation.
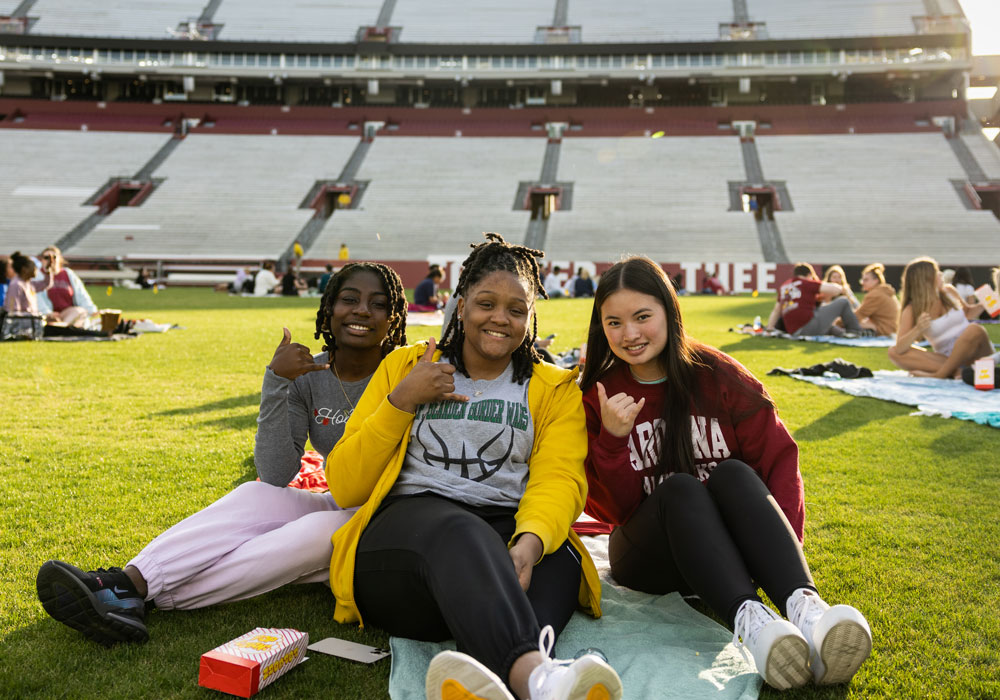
[579,256,772,478]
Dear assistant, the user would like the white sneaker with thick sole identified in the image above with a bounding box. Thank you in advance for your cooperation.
[787,588,872,685]
[733,599,811,690]
[528,626,623,700]
[426,649,515,700]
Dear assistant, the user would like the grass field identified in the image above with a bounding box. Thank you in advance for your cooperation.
[1,287,998,699]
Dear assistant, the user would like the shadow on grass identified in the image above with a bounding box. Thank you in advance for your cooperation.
[7,584,390,699]
[232,455,259,488]
[793,396,910,441]
[717,336,862,357]
[151,394,260,417]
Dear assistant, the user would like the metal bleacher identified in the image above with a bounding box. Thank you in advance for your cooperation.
[392,0,552,43]
[27,0,205,38]
[545,136,764,262]
[213,0,384,43]
[0,129,165,253]
[309,137,542,260]
[571,0,732,43]
[746,0,924,39]
[70,133,359,260]
[960,133,1000,180]
[755,133,1000,264]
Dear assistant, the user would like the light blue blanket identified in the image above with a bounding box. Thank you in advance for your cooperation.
[388,535,761,700]
[734,327,900,347]
[787,370,1000,428]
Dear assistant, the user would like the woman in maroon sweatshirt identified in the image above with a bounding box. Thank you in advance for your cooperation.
[579,256,871,691]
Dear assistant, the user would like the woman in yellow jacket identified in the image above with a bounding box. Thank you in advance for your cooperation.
[326,234,621,700]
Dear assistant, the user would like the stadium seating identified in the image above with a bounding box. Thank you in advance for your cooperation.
[71,133,358,259]
[961,132,1000,179]
[755,133,1000,263]
[392,0,552,43]
[309,137,540,260]
[570,0,732,42]
[0,129,165,253]
[28,0,205,38]
[545,136,763,262]
[213,0,383,43]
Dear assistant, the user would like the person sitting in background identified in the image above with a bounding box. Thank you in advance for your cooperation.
[951,267,977,304]
[701,268,726,295]
[572,268,595,298]
[411,265,449,311]
[338,242,350,261]
[889,257,992,379]
[254,261,279,296]
[36,246,97,327]
[670,273,687,296]
[4,251,54,316]
[768,263,864,336]
[854,263,900,336]
[0,255,12,308]
[281,269,308,297]
[318,264,335,293]
[819,265,860,309]
[135,268,154,290]
[544,265,567,298]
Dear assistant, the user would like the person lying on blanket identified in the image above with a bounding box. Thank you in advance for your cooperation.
[889,256,993,379]
[35,262,408,645]
[767,262,865,337]
[325,233,622,700]
[579,256,872,690]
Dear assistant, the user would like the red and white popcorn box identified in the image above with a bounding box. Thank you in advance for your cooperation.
[974,284,1000,318]
[974,357,995,391]
[198,628,308,698]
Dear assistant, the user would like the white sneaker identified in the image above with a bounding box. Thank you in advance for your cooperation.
[733,599,811,689]
[425,649,515,700]
[787,588,872,685]
[527,625,623,700]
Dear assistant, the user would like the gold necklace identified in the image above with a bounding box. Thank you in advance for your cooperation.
[332,362,356,411]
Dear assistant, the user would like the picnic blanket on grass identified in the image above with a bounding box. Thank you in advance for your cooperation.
[732,326,900,347]
[784,370,1000,428]
[405,310,444,327]
[387,534,760,700]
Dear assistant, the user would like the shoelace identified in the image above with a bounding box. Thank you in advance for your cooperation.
[786,590,823,641]
[529,626,563,697]
[732,601,774,662]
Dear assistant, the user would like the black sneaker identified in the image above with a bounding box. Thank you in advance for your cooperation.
[36,560,148,646]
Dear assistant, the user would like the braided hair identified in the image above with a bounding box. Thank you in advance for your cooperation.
[314,262,407,358]
[438,232,547,384]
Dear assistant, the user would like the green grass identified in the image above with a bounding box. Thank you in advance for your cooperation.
[1,287,999,699]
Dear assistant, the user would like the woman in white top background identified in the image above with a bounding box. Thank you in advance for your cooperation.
[888,257,992,378]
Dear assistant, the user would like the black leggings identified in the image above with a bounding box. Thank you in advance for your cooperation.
[354,494,581,682]
[609,459,814,628]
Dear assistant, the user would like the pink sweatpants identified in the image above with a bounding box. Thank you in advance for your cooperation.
[127,481,354,610]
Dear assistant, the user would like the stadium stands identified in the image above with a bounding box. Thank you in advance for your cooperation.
[570,0,732,43]
[747,0,925,39]
[0,129,165,253]
[961,132,1000,180]
[545,136,763,262]
[27,0,205,38]
[309,137,542,260]
[70,134,359,259]
[755,133,1000,264]
[392,0,552,43]
[213,0,383,43]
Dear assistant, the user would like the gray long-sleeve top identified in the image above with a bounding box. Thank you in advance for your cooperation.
[254,352,371,486]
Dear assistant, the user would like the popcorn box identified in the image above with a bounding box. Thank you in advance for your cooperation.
[974,284,1000,318]
[974,357,995,391]
[199,628,308,698]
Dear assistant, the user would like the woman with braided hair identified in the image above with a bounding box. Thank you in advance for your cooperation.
[327,234,622,700]
[36,263,408,646]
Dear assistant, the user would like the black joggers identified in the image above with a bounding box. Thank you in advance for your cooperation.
[354,494,582,682]
[609,459,815,628]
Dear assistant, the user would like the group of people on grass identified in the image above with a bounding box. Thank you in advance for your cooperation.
[39,234,886,699]
[768,258,998,380]
[2,245,98,324]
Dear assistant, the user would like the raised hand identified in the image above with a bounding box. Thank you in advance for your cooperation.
[597,381,646,438]
[388,337,469,413]
[268,328,330,380]
[914,312,932,335]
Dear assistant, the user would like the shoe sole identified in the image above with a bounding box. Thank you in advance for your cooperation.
[426,650,513,700]
[763,634,811,690]
[36,561,148,647]
[561,657,623,700]
[816,619,872,685]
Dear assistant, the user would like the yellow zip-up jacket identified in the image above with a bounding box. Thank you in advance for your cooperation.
[325,342,603,625]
